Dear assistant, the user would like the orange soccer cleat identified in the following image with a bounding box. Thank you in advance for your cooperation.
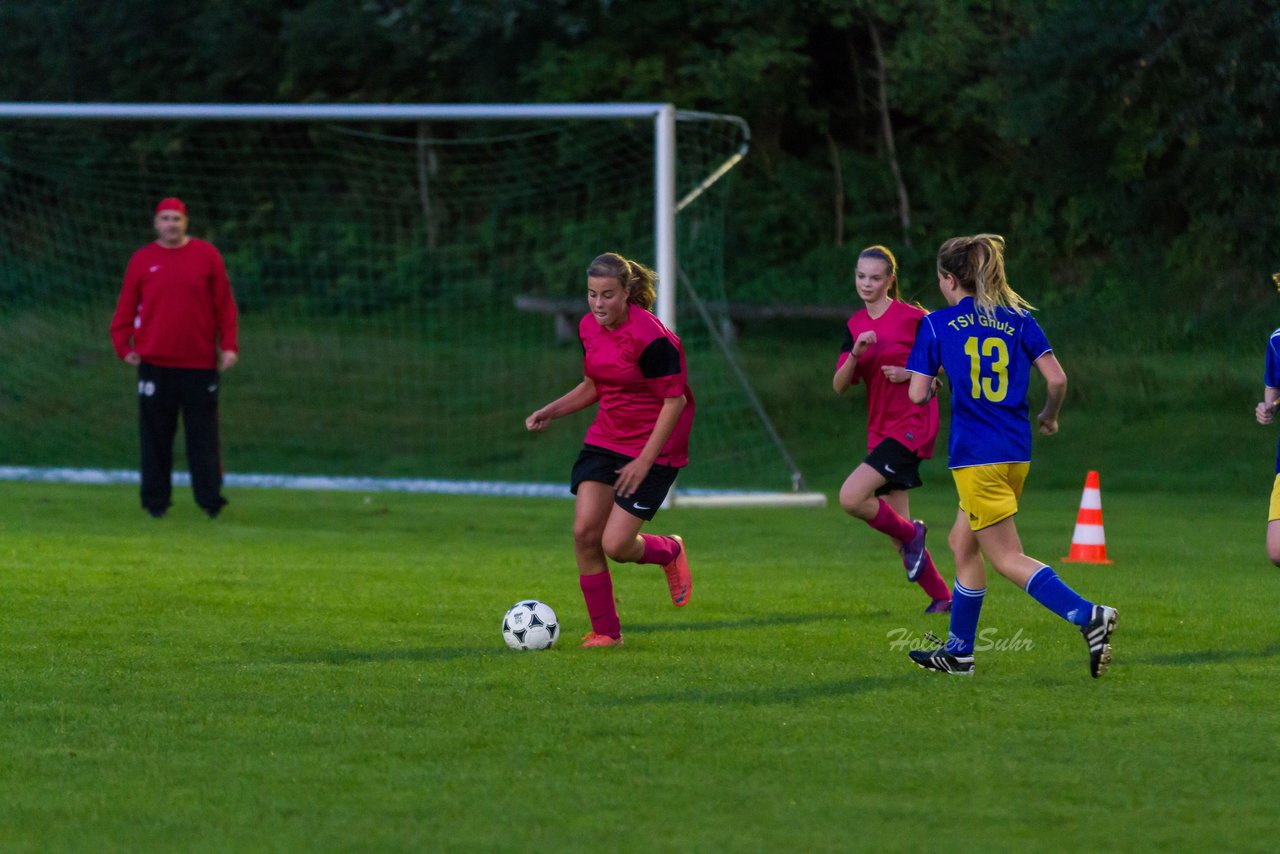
[579,631,624,648]
[662,534,692,607]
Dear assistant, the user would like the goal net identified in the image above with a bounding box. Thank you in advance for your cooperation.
[0,104,820,502]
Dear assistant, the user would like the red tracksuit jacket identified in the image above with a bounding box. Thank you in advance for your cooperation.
[109,238,239,370]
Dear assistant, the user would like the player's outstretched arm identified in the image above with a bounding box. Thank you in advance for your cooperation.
[833,331,875,395]
[832,354,857,394]
[525,378,599,432]
[1034,352,1067,435]
[1256,388,1280,425]
[907,372,934,405]
[881,364,910,383]
[614,394,686,498]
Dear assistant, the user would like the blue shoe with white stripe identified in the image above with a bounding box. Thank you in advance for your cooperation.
[1081,605,1118,678]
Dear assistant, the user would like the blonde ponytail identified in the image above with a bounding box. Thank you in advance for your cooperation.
[936,233,1034,315]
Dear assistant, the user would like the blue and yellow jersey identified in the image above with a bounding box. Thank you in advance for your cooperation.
[907,296,1052,468]
[1266,329,1280,473]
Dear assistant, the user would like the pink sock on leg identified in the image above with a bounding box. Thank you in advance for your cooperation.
[579,570,621,638]
[915,550,952,601]
[639,533,680,566]
[867,498,915,544]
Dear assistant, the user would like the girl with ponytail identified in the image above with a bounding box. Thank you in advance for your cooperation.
[832,245,952,613]
[525,252,694,648]
[904,234,1117,677]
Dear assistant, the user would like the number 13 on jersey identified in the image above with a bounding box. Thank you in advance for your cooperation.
[963,336,1009,402]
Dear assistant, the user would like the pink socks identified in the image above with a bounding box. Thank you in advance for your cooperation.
[915,552,952,602]
[639,533,681,565]
[867,498,915,543]
[579,570,621,639]
[580,536,681,640]
[866,500,952,602]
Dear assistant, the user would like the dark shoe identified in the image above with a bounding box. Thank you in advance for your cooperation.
[1081,605,1118,678]
[924,598,952,615]
[908,631,974,675]
[146,508,166,519]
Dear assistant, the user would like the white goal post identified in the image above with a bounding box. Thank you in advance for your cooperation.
[0,101,826,508]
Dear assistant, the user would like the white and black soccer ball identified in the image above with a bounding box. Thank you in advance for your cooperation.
[502,600,560,651]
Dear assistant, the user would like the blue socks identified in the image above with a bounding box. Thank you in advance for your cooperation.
[947,568,1092,655]
[946,582,986,655]
[1025,566,1092,626]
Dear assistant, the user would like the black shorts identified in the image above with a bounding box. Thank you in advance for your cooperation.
[570,444,680,521]
[864,437,925,496]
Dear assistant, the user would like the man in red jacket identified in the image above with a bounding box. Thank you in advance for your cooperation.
[109,198,239,519]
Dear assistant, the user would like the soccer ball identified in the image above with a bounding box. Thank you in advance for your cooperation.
[502,600,560,651]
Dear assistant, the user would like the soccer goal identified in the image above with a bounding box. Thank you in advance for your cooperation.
[0,102,825,507]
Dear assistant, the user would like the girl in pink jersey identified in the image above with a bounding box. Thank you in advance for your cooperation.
[833,245,952,613]
[525,252,694,648]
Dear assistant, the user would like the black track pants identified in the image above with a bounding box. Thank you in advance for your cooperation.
[137,362,227,515]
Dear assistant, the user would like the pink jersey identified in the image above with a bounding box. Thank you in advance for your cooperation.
[836,299,939,458]
[580,304,694,467]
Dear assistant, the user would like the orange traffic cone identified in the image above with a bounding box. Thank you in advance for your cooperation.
[1062,470,1113,564]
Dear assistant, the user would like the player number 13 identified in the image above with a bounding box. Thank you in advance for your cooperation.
[963,336,1009,402]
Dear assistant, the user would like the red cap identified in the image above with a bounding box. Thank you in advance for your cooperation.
[155,197,187,215]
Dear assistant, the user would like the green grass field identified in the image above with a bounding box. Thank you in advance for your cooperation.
[3,479,1277,852]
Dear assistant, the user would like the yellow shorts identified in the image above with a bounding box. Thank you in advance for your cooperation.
[1269,474,1280,522]
[952,463,1031,531]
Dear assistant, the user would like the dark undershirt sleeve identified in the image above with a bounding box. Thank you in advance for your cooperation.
[637,337,681,379]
